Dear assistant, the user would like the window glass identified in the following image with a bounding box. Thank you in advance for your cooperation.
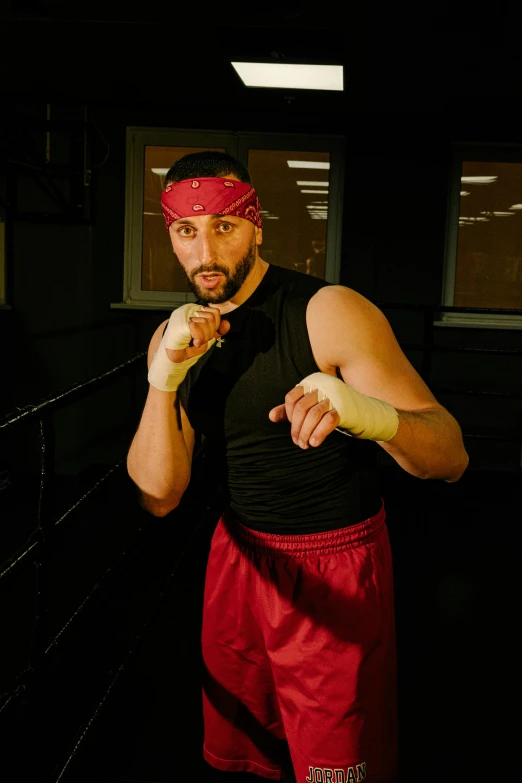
[455,161,522,309]
[247,149,329,279]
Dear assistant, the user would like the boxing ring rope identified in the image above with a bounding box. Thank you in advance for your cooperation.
[377,302,522,444]
[0,352,147,718]
[0,302,520,780]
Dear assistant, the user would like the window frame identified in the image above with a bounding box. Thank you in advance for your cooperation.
[440,142,522,330]
[0,219,6,306]
[112,127,345,310]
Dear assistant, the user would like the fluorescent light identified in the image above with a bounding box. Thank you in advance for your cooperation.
[151,168,169,175]
[493,212,514,216]
[301,189,328,194]
[460,191,470,196]
[287,161,330,169]
[297,181,329,186]
[231,62,343,91]
[265,216,279,219]
[461,176,498,184]
[509,204,522,209]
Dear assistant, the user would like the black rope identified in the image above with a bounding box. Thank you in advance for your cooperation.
[401,343,522,357]
[433,388,522,400]
[0,461,124,582]
[377,302,522,315]
[0,352,146,430]
[49,492,219,783]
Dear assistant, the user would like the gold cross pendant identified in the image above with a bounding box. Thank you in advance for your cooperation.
[216,337,225,348]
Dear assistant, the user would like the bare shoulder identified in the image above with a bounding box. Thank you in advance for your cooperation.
[307,285,439,410]
[308,285,386,327]
[147,319,169,370]
[306,285,389,368]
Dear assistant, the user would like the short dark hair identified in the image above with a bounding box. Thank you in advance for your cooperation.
[164,151,252,186]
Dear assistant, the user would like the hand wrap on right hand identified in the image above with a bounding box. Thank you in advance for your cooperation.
[148,304,216,392]
[297,372,399,441]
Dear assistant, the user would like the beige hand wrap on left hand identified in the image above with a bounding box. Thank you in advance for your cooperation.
[148,304,215,392]
[297,372,399,442]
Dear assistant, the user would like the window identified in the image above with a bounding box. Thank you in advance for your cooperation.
[114,128,344,310]
[442,145,522,329]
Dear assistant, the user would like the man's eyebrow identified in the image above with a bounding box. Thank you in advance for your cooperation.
[174,213,235,224]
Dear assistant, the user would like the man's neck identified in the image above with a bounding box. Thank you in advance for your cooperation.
[217,258,269,314]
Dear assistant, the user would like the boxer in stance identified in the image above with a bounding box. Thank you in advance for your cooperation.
[127,151,469,783]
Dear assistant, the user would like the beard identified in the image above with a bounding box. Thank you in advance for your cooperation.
[177,237,258,305]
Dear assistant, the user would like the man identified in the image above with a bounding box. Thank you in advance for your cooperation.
[305,237,326,277]
[127,151,469,783]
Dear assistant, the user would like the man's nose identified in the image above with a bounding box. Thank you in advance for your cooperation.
[197,232,218,264]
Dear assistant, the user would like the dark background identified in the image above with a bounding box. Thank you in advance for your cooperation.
[0,4,521,783]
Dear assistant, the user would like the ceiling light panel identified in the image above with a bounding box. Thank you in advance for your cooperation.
[231,62,343,91]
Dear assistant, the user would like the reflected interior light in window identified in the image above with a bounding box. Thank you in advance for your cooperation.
[301,189,329,194]
[509,204,522,209]
[297,181,330,186]
[151,168,169,175]
[460,191,470,196]
[460,176,498,183]
[287,161,330,169]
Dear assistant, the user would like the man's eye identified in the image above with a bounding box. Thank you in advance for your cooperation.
[179,226,193,236]
[219,223,233,232]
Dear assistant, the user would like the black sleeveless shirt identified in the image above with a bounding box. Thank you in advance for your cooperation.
[177,263,382,534]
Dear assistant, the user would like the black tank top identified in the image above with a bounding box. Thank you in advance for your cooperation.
[176,263,381,534]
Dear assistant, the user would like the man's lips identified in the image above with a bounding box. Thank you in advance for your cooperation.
[197,273,223,289]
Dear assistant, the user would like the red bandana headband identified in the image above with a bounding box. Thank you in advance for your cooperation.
[161,177,263,231]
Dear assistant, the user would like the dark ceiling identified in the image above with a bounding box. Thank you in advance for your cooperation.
[3,2,522,114]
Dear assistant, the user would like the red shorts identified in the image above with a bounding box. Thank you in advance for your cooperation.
[201,502,398,783]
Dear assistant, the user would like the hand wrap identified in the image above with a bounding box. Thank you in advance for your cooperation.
[297,372,399,441]
[148,304,215,392]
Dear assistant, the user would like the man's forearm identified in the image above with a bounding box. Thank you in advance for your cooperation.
[127,387,191,515]
[377,407,469,482]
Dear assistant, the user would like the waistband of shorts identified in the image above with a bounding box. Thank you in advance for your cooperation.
[222,500,386,557]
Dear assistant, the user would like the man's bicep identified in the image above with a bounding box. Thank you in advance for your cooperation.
[338,319,441,413]
[147,319,169,370]
[179,400,195,463]
[309,286,441,413]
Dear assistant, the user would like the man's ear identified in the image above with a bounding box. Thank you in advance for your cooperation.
[255,226,263,246]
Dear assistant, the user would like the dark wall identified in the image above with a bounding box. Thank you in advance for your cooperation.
[2,102,521,475]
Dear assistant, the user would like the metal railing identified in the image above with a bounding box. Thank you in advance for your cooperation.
[0,302,520,779]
